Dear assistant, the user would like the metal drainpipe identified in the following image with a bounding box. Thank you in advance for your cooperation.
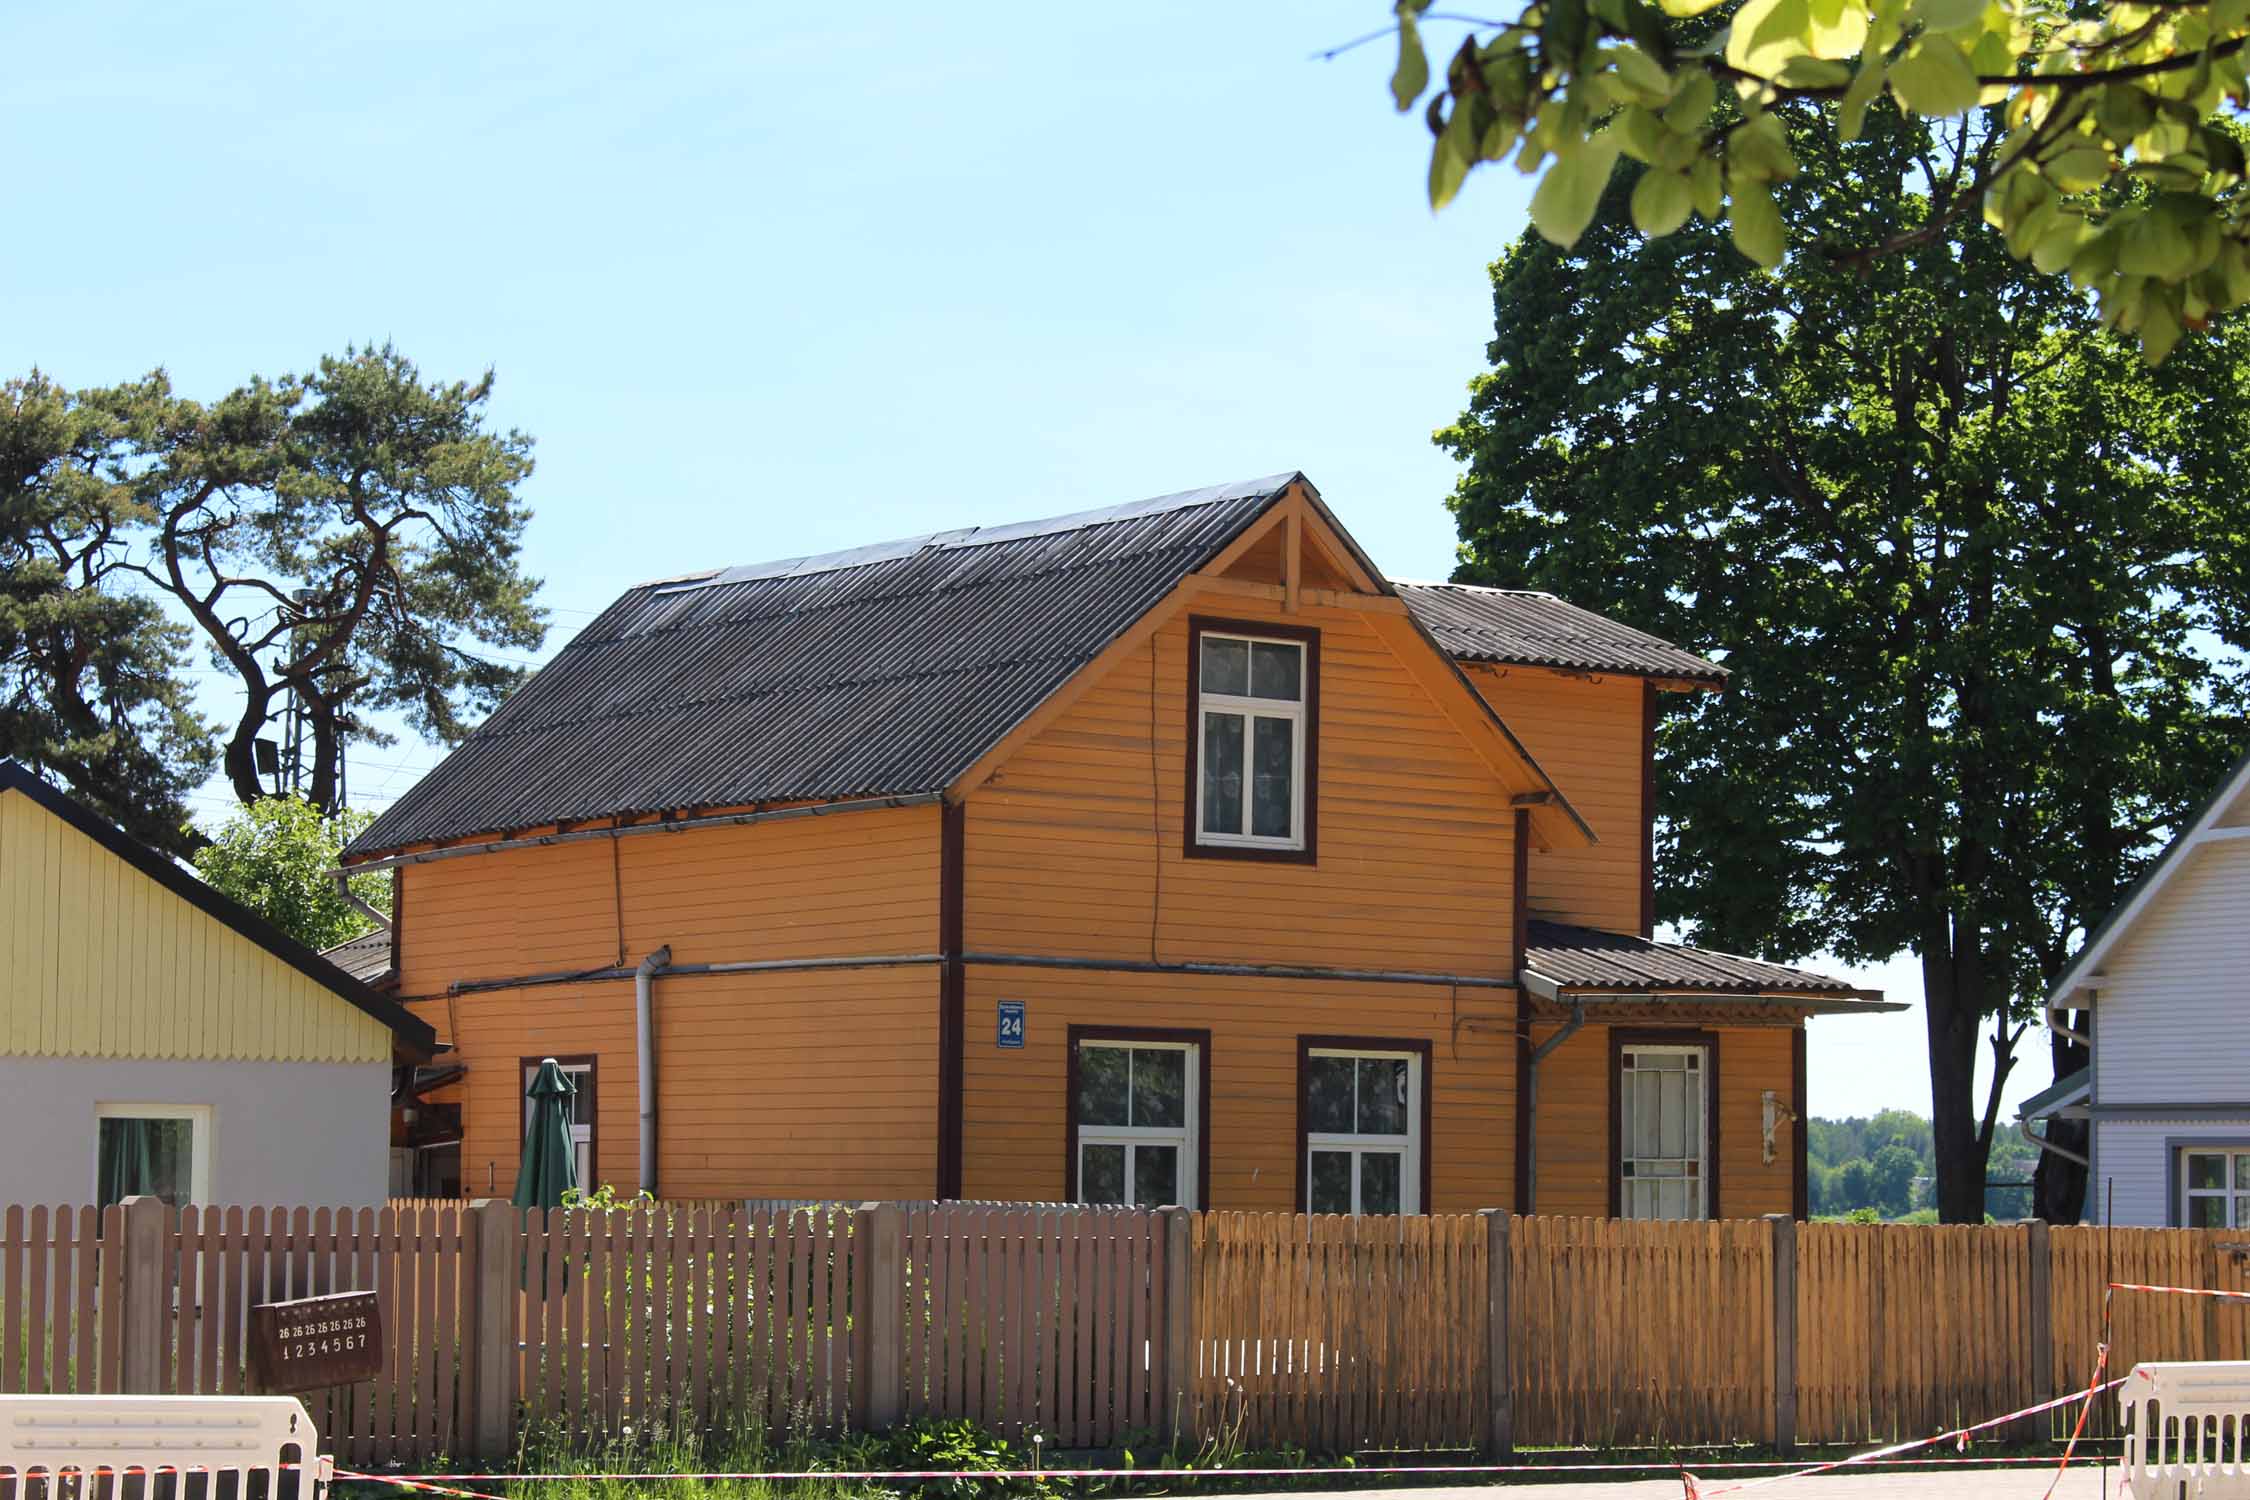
[1522,1000,1588,1215]
[635,945,672,1195]
[332,870,393,932]
[2020,1115,2090,1167]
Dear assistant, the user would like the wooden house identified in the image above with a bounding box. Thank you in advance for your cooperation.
[0,762,434,1207]
[2027,747,2250,1226]
[343,475,1889,1215]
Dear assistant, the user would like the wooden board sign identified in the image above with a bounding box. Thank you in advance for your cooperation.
[248,1288,383,1393]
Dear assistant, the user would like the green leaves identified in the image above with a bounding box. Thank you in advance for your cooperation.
[1376,0,2250,357]
[1530,128,1625,243]
[1730,178,1787,264]
[1887,37,1981,116]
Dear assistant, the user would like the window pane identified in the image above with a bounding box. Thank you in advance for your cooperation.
[1309,1151,1354,1214]
[1082,1143,1127,1205]
[1132,1048,1187,1129]
[1306,1056,1355,1133]
[1251,717,1295,839]
[1201,712,1244,835]
[1632,1071,1662,1158]
[1077,1047,1130,1127]
[1135,1145,1180,1207]
[2236,1196,2250,1229]
[100,1117,194,1208]
[1358,1058,1408,1136]
[1200,637,1249,695]
[2189,1193,2228,1228]
[2190,1153,2228,1191]
[2234,1154,2250,1191]
[1658,1067,1685,1159]
[1361,1151,1403,1215]
[1250,642,1301,700]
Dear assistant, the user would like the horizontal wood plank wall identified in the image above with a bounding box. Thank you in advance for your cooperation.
[1511,1215,1773,1448]
[1459,666,1643,936]
[964,603,1516,978]
[0,790,393,1063]
[397,802,943,990]
[411,966,938,1202]
[1526,1020,1799,1219]
[960,965,1515,1212]
[397,804,942,1202]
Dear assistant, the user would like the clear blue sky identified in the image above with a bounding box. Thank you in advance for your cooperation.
[1,2,2050,1123]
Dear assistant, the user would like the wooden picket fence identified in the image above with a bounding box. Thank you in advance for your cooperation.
[8,1203,2249,1464]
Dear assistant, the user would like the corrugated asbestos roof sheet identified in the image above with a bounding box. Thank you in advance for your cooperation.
[347,475,1300,855]
[1397,583,1727,684]
[1523,919,1871,997]
[321,929,396,986]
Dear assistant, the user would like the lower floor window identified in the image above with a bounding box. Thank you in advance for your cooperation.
[2180,1148,2250,1227]
[1073,1034,1201,1208]
[1303,1044,1422,1215]
[1619,1043,1711,1220]
[96,1103,209,1207]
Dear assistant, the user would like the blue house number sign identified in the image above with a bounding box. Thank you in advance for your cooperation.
[997,1000,1025,1049]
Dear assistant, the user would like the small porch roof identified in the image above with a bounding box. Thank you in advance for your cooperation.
[1520,920,1898,1014]
[2017,1066,2091,1121]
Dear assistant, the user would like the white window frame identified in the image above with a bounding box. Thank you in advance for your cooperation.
[525,1060,595,1190]
[1075,1040,1199,1208]
[2178,1148,2250,1228]
[95,1102,212,1206]
[1194,630,1308,851]
[1303,1047,1422,1215]
[1619,1043,1711,1221]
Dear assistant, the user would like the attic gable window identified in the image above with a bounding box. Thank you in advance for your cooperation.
[1188,618,1318,862]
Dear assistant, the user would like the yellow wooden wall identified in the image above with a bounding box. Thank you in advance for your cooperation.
[395,802,942,1199]
[1462,664,1645,934]
[958,964,1516,1211]
[1525,1016,1799,1218]
[965,598,1518,977]
[0,787,394,1064]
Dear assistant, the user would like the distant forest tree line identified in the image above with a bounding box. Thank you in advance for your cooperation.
[1808,1111,2040,1222]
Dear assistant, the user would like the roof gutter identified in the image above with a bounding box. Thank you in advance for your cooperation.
[1524,969,1898,1013]
[332,792,946,876]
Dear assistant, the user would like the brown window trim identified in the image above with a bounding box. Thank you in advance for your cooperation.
[1064,1025,1213,1209]
[1295,1034,1435,1214]
[1184,615,1320,865]
[1608,1028,1721,1219]
[519,1053,598,1185]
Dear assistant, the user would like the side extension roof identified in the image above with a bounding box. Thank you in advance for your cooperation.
[1397,582,1728,687]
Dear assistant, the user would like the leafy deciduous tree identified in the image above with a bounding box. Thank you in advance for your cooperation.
[1372,0,2250,358]
[1438,107,2250,1221]
[192,797,390,952]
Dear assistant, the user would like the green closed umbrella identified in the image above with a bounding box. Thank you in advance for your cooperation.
[513,1058,580,1209]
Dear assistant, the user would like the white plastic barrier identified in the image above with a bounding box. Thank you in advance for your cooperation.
[0,1395,330,1499]
[2122,1361,2250,1497]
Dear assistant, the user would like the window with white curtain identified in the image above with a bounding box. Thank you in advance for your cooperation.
[1619,1044,1710,1220]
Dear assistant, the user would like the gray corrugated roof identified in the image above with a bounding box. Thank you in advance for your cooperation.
[1398,583,1727,685]
[321,928,396,985]
[347,475,1300,855]
[1523,919,1880,1000]
[2018,1067,2091,1120]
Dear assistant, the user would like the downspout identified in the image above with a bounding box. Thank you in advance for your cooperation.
[332,870,393,932]
[2020,1116,2090,1168]
[1522,1000,1588,1214]
[634,945,672,1195]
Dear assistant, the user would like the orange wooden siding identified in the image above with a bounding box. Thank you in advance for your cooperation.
[1526,1017,1799,1218]
[394,803,943,1201]
[1462,664,1645,934]
[958,964,1515,1211]
[406,965,937,1201]
[396,803,942,994]
[965,599,1517,978]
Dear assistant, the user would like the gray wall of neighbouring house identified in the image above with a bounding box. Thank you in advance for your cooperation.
[0,1056,391,1207]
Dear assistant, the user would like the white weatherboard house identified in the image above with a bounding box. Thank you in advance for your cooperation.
[2026,748,2250,1227]
[0,762,435,1208]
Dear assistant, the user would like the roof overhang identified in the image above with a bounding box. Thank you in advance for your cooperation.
[1520,966,1899,1015]
[2016,1066,2091,1122]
